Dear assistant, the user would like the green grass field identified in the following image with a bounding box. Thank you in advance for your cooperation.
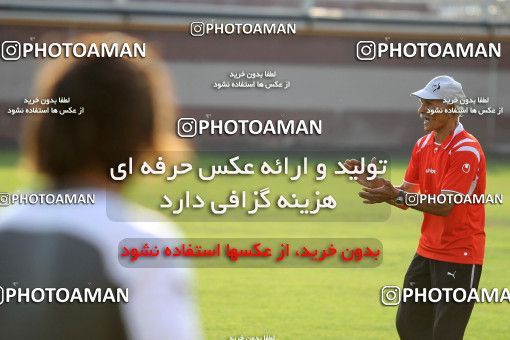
[1,151,509,339]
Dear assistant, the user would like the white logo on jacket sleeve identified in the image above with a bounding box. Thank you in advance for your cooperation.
[462,163,471,173]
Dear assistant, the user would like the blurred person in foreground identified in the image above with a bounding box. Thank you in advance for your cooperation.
[345,76,485,340]
[0,33,201,340]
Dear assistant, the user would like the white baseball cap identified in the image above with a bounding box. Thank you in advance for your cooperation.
[411,75,466,101]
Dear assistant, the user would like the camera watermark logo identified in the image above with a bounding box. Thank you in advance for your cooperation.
[405,193,419,206]
[1,41,146,60]
[356,41,376,61]
[381,286,510,305]
[176,118,322,138]
[0,192,95,206]
[177,118,198,138]
[404,193,503,207]
[189,22,296,36]
[0,193,10,206]
[2,41,21,60]
[355,41,501,61]
[381,285,401,306]
[190,22,205,37]
[0,287,128,305]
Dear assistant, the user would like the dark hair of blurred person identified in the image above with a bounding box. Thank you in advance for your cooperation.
[25,32,182,189]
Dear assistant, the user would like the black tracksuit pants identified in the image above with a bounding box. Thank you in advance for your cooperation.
[396,254,482,340]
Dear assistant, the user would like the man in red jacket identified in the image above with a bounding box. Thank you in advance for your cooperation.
[346,75,486,340]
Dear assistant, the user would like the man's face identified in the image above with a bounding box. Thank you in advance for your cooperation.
[418,98,453,132]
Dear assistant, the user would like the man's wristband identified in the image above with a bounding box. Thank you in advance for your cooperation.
[394,189,406,205]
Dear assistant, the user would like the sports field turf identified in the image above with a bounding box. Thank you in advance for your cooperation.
[1,151,509,339]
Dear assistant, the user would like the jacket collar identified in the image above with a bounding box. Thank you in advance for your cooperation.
[440,122,464,149]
